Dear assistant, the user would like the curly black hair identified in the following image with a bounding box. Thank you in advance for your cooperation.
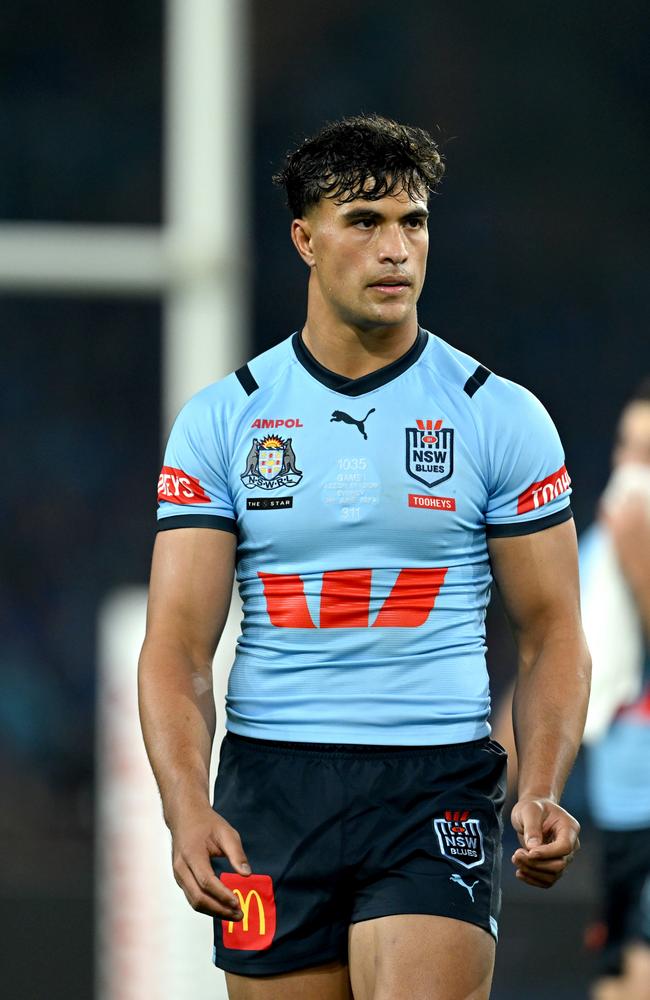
[273,113,445,217]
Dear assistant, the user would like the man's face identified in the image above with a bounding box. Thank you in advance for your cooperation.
[613,400,650,468]
[295,185,429,331]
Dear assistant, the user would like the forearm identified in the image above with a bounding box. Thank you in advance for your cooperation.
[513,632,591,802]
[138,635,216,827]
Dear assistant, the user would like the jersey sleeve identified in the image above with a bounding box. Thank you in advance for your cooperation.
[156,391,237,534]
[484,383,572,537]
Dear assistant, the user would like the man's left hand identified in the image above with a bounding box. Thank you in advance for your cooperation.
[510,796,581,888]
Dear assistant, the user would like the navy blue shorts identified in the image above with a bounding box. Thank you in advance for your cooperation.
[210,732,506,976]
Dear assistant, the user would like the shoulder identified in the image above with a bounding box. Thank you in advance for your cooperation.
[424,332,554,430]
[173,334,296,426]
[230,334,298,402]
[422,332,491,398]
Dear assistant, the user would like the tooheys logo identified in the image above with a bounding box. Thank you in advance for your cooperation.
[220,873,276,951]
[258,567,448,629]
[517,464,571,514]
[158,466,210,505]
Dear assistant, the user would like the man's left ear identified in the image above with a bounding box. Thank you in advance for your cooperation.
[291,218,315,268]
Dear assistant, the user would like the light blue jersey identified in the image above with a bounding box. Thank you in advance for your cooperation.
[581,524,650,830]
[157,329,572,744]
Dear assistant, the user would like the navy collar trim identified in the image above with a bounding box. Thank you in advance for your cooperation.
[291,328,428,397]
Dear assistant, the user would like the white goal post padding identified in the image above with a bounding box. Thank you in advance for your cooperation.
[96,586,241,1000]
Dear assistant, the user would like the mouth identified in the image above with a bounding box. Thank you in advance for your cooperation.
[368,277,412,295]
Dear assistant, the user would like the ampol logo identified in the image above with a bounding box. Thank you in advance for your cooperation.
[250,418,304,429]
[220,873,276,951]
[433,810,485,869]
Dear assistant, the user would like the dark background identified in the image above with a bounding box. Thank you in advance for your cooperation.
[1,1,648,996]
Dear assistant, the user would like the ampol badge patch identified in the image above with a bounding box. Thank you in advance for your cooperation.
[240,435,302,491]
[433,810,485,869]
[406,418,454,489]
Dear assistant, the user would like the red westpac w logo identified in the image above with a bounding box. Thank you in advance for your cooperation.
[258,567,448,629]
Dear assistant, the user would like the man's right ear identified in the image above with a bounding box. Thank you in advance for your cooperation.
[290,218,315,268]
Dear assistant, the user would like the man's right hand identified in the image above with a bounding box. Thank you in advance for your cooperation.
[168,803,252,920]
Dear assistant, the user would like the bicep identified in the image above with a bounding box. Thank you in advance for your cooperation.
[488,519,582,650]
[145,527,237,661]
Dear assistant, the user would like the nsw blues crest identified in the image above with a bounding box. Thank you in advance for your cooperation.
[406,418,454,489]
[433,810,485,869]
[241,435,302,491]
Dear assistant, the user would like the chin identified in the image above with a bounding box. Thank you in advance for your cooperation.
[354,315,410,334]
[370,304,413,326]
[341,298,415,332]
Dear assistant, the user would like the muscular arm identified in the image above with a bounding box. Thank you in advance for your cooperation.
[138,527,250,919]
[488,518,591,886]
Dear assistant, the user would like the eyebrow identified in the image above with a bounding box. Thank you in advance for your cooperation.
[341,206,429,222]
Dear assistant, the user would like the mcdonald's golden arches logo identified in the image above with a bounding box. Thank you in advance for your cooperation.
[220,873,276,950]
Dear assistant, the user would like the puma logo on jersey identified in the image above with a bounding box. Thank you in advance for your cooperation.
[449,874,479,901]
[330,408,376,439]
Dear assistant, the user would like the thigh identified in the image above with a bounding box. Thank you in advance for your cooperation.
[225,960,353,1000]
[348,914,495,1000]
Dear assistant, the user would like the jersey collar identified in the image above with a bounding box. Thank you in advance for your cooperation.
[292,328,429,397]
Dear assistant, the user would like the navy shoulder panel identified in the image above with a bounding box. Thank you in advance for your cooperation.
[463,364,491,398]
[235,364,259,396]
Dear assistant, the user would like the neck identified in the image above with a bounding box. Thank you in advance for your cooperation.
[302,299,419,381]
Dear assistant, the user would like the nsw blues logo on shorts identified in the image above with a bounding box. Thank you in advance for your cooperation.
[433,810,485,869]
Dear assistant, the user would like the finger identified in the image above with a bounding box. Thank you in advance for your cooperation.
[512,844,574,865]
[215,824,252,876]
[174,859,245,919]
[182,851,237,903]
[525,833,578,861]
[515,868,555,890]
[173,852,240,909]
[516,801,544,850]
[516,858,564,883]
[512,852,567,874]
[517,870,557,888]
[180,859,243,916]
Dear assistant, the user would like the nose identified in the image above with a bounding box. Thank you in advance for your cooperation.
[377,224,408,265]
